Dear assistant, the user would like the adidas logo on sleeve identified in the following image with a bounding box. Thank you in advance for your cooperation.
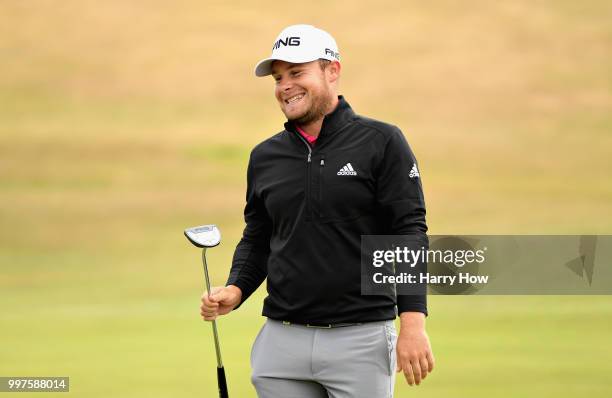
[409,163,420,178]
[337,163,357,176]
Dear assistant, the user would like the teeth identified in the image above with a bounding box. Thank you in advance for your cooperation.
[286,94,304,104]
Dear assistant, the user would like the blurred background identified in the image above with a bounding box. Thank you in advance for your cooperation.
[1,1,611,397]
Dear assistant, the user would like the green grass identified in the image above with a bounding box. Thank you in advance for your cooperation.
[1,0,612,397]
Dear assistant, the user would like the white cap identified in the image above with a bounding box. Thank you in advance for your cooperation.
[254,24,340,77]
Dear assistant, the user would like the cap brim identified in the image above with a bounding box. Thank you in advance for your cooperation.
[254,58,276,77]
[254,55,321,77]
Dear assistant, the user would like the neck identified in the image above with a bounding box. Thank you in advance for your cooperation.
[297,95,339,137]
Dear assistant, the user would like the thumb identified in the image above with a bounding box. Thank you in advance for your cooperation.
[209,288,228,303]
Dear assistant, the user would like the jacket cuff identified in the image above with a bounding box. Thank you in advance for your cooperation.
[397,296,428,317]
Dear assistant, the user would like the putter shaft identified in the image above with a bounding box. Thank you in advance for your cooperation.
[202,248,224,368]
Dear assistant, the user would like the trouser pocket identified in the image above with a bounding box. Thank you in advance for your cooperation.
[383,322,398,377]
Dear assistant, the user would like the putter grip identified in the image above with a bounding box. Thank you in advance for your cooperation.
[217,366,229,398]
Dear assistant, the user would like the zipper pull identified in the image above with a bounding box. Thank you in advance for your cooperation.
[320,158,325,166]
[307,152,311,163]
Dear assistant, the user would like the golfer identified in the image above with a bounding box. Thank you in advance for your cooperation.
[200,24,434,397]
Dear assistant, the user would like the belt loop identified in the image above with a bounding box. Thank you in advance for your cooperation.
[306,324,332,329]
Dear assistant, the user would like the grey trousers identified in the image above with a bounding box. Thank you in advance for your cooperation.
[250,319,397,398]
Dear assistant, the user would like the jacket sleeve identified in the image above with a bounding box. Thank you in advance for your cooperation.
[226,152,272,308]
[375,127,429,316]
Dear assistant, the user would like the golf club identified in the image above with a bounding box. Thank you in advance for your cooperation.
[184,224,229,398]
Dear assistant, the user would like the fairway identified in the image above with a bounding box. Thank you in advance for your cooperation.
[1,1,612,397]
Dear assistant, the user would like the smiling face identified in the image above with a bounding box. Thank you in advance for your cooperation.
[271,60,340,126]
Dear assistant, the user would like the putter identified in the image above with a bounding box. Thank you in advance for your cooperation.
[184,224,229,398]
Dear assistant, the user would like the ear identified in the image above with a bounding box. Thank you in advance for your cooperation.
[326,61,341,84]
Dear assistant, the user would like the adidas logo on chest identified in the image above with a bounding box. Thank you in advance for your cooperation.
[337,163,357,176]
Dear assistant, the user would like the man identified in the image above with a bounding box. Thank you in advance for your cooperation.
[200,24,434,397]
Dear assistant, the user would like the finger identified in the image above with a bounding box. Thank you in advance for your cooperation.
[203,314,217,321]
[200,303,219,314]
[201,294,219,305]
[426,351,435,372]
[200,294,214,306]
[411,358,423,385]
[200,308,217,317]
[419,356,429,380]
[403,361,415,386]
[200,301,219,310]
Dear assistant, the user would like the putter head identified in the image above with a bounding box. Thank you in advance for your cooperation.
[184,224,221,248]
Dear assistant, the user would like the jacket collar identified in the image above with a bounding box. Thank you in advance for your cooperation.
[284,95,355,140]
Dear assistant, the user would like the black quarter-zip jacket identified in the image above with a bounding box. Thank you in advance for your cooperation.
[227,95,428,324]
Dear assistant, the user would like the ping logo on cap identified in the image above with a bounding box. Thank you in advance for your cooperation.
[273,36,301,50]
[325,48,340,60]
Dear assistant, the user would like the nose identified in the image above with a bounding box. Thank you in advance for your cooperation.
[278,77,293,92]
